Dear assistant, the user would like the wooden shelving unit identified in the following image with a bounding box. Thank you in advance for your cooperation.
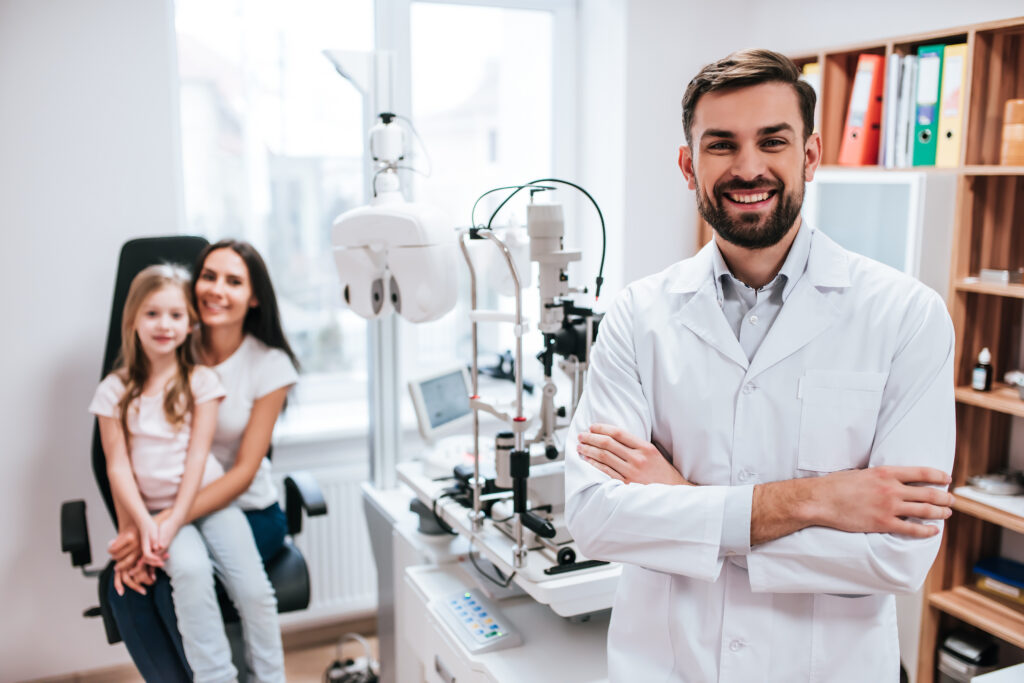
[694,15,1024,682]
[931,18,1024,681]
[795,21,1024,682]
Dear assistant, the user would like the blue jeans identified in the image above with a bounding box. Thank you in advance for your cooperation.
[107,503,288,682]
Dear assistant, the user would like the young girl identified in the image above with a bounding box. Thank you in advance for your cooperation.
[90,264,285,683]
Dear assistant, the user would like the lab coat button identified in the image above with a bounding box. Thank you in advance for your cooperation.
[729,640,744,652]
[738,469,750,482]
[749,314,759,325]
[742,383,755,395]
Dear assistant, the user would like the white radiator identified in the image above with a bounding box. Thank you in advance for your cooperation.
[277,462,377,628]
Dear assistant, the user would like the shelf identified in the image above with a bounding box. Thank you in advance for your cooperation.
[929,586,1024,650]
[815,165,1024,175]
[954,280,1024,298]
[816,164,959,173]
[952,492,1024,534]
[955,383,1024,417]
[962,165,1024,176]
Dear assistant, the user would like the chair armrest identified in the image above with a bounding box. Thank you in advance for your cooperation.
[61,500,92,568]
[283,470,327,536]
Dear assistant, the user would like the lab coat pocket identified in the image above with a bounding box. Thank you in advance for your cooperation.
[797,370,886,472]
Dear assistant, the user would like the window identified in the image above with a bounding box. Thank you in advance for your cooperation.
[397,0,575,389]
[175,0,576,441]
[175,0,374,422]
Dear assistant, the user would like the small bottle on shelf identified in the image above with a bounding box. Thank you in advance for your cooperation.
[972,347,993,392]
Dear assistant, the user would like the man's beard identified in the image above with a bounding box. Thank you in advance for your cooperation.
[697,176,803,250]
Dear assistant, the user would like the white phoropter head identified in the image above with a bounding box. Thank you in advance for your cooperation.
[331,113,458,322]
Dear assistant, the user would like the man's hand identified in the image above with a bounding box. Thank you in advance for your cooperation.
[751,466,954,546]
[810,466,953,535]
[577,424,691,486]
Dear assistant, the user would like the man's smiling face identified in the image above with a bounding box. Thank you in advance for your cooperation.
[679,81,820,249]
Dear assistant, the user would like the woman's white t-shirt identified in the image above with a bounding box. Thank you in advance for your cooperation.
[210,334,298,510]
[89,366,226,511]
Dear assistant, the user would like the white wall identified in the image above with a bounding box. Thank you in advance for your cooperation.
[0,0,183,679]
[621,0,1024,282]
[577,0,628,300]
[621,0,759,283]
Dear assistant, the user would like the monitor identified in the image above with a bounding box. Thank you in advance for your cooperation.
[408,365,473,444]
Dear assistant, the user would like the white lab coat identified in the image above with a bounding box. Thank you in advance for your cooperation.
[565,228,955,683]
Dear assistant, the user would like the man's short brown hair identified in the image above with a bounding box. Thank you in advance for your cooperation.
[681,49,816,147]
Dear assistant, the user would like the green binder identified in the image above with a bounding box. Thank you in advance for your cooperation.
[912,44,945,166]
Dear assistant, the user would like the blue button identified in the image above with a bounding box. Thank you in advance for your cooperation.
[490,625,499,630]
[480,612,488,617]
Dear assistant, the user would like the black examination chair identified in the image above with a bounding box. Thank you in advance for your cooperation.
[60,235,327,647]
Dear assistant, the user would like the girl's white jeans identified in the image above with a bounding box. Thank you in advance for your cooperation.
[163,505,284,683]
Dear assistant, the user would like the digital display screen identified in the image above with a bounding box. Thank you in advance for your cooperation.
[420,371,470,429]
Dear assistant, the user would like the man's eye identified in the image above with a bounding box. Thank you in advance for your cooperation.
[763,138,786,148]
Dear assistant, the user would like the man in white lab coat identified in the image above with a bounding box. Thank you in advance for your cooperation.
[565,49,956,683]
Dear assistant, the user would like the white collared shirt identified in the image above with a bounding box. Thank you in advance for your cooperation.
[711,221,812,361]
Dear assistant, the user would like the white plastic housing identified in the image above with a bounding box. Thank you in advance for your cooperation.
[526,202,581,333]
[369,119,404,163]
[331,191,458,322]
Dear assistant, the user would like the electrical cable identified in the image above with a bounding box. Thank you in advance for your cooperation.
[432,490,459,535]
[470,184,556,229]
[394,113,432,178]
[468,538,516,588]
[370,167,388,197]
[484,178,607,300]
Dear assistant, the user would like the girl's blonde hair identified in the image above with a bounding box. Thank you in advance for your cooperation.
[114,264,199,444]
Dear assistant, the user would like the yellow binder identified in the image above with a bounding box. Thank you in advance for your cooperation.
[801,62,822,133]
[936,43,967,167]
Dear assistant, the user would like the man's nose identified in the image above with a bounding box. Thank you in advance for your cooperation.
[731,145,768,181]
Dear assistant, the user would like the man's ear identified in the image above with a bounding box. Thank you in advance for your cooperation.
[804,131,822,182]
[678,146,697,190]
